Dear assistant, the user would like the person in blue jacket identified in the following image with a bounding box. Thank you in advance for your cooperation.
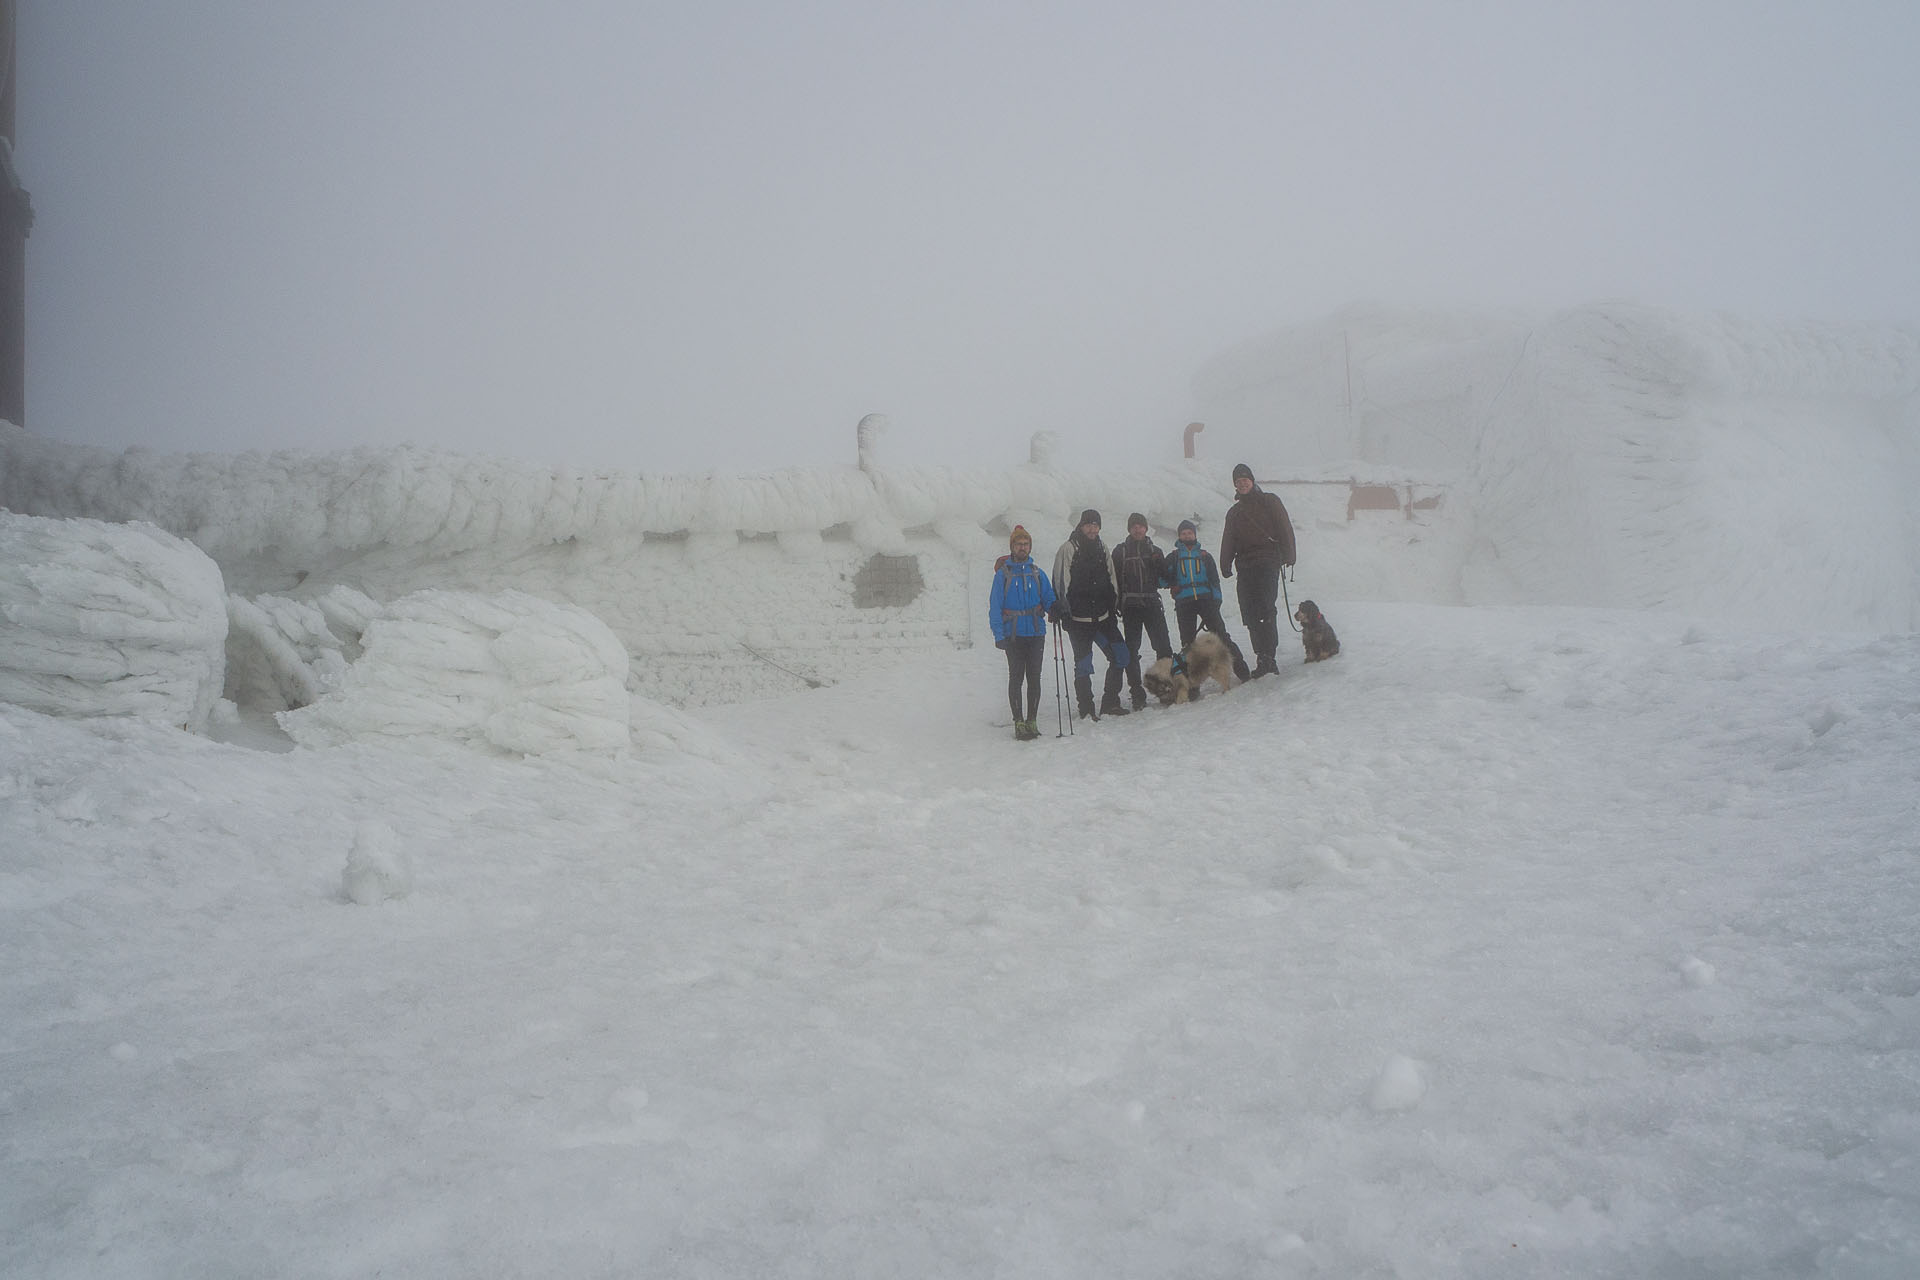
[1162,519,1252,683]
[989,525,1056,741]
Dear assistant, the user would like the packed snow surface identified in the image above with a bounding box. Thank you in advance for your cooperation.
[4,604,1916,1277]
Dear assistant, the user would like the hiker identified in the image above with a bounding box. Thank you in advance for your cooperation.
[1162,518,1251,682]
[988,525,1055,741]
[1048,509,1131,719]
[1217,463,1296,678]
[1112,512,1173,711]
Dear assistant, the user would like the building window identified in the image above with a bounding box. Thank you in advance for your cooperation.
[852,553,924,608]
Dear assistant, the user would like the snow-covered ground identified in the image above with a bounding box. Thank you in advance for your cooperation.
[4,601,1917,1277]
[3,300,1918,1274]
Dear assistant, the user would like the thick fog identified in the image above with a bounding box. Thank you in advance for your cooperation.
[17,1,1920,472]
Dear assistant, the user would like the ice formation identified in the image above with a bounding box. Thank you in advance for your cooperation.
[278,589,632,756]
[0,512,228,730]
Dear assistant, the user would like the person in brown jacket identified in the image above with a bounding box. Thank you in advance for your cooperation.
[1217,462,1296,678]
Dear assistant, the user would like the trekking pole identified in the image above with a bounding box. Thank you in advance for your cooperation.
[1051,624,1071,737]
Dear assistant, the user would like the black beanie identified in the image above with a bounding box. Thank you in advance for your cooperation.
[1126,512,1148,531]
[1177,518,1198,535]
[1079,509,1101,528]
[1231,462,1254,483]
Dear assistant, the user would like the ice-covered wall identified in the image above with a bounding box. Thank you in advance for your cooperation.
[1,424,1242,705]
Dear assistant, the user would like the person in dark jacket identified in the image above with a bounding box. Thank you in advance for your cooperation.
[1111,512,1173,711]
[1048,509,1131,719]
[1162,518,1252,682]
[1217,463,1296,678]
[988,524,1056,740]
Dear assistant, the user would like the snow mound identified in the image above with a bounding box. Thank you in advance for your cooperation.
[0,512,228,730]
[341,819,413,905]
[1367,1054,1429,1112]
[279,589,632,756]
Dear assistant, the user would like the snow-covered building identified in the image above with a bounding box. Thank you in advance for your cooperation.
[1194,302,1920,630]
[3,303,1915,735]
[1,422,1241,710]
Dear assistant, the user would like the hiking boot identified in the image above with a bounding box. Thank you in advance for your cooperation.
[1130,691,1147,712]
[1099,693,1130,717]
[1079,699,1098,720]
[1016,720,1040,740]
[1232,661,1252,683]
[1252,657,1279,679]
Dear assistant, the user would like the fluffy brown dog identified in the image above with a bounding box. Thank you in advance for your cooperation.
[1141,632,1237,705]
[1294,599,1340,662]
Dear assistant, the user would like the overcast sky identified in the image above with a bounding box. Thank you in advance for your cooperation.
[17,1,1919,474]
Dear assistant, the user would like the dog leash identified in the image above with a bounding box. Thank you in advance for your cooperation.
[1280,565,1301,633]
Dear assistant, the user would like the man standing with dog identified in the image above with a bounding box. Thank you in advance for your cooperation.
[1049,509,1131,719]
[1217,463,1296,679]
[1112,512,1173,712]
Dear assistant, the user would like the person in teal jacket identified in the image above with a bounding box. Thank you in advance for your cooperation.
[1162,519,1251,683]
[989,525,1056,740]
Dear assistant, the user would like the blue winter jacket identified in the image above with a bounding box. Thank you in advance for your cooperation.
[1163,543,1224,603]
[990,555,1057,642]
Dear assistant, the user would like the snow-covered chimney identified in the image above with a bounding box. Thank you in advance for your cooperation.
[857,413,888,472]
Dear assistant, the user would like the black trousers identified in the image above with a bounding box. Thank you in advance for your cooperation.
[1234,558,1283,664]
[1120,603,1172,697]
[1003,634,1045,721]
[1175,598,1250,678]
[1063,616,1128,710]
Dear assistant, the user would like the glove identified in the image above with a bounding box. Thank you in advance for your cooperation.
[994,637,1009,650]
[1046,603,1063,623]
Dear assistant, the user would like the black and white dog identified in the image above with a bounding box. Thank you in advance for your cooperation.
[1293,600,1340,662]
